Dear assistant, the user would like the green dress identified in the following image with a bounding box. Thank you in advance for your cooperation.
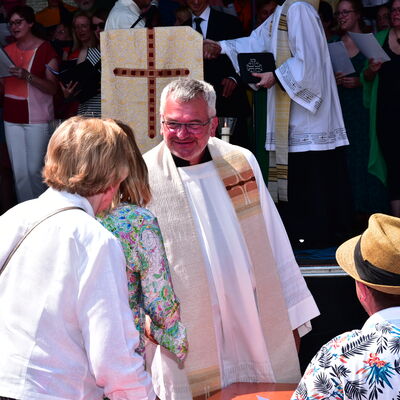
[336,49,388,215]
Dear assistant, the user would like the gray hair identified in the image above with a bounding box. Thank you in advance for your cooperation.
[159,78,216,117]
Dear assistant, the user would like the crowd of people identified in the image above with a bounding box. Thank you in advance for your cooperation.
[0,0,400,398]
[1,77,400,400]
[0,0,398,244]
[318,0,400,225]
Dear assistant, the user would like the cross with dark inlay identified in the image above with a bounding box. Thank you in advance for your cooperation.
[113,28,190,139]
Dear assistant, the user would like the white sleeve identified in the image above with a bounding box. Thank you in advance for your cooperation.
[245,150,320,336]
[275,2,326,114]
[219,17,272,73]
[77,235,155,400]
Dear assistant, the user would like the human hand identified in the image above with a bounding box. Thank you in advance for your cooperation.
[368,58,382,73]
[9,66,29,80]
[341,76,361,88]
[253,71,276,89]
[335,72,345,85]
[145,315,159,345]
[60,80,79,99]
[203,39,221,59]
[221,77,237,97]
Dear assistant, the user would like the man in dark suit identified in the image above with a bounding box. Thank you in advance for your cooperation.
[184,0,251,147]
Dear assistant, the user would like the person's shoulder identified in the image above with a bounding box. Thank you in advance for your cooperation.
[182,16,192,26]
[99,203,157,230]
[35,6,50,18]
[71,210,121,250]
[209,7,242,25]
[109,203,156,220]
[288,1,317,13]
[211,137,257,164]
[37,40,58,60]
[376,28,389,41]
[143,141,163,162]
[4,41,16,51]
[325,328,363,347]
[112,0,132,10]
[37,40,55,52]
[306,328,363,366]
[63,3,77,12]
[0,199,37,225]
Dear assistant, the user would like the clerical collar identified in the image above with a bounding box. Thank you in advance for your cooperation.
[172,147,212,167]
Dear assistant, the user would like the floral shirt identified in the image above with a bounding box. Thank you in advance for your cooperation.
[292,307,400,400]
[98,204,188,361]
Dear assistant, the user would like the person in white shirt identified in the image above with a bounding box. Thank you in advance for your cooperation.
[143,78,319,400]
[105,0,152,30]
[203,0,352,249]
[0,117,155,400]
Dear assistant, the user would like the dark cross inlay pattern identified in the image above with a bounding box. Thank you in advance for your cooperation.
[113,29,190,139]
[225,176,256,192]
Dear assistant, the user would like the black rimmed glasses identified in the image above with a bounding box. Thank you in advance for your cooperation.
[161,118,213,134]
[334,10,355,17]
[8,18,25,27]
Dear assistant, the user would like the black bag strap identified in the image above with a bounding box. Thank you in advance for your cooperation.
[130,14,144,28]
[0,206,85,277]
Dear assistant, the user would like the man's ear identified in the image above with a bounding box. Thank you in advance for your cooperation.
[356,281,368,302]
[210,116,219,137]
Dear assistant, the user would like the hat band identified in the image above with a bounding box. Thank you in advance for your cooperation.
[354,239,400,286]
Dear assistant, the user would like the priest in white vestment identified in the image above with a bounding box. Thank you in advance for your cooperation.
[204,0,353,249]
[143,78,319,400]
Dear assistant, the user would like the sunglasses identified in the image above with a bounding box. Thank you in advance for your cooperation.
[91,22,105,30]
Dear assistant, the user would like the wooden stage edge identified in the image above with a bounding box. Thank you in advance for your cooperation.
[193,382,297,400]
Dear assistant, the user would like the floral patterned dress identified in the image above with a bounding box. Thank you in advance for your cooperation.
[292,307,400,400]
[98,203,188,361]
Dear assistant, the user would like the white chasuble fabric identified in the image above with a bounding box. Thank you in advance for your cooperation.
[144,139,319,400]
[101,27,203,154]
[220,2,348,153]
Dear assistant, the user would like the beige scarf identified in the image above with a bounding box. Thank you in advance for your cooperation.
[144,138,300,398]
[268,0,320,202]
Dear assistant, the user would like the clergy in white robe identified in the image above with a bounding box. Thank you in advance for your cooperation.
[220,1,347,153]
[143,78,319,400]
[207,0,353,249]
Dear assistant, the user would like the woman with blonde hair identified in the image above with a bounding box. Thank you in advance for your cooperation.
[98,121,188,363]
[0,116,154,400]
[59,11,97,115]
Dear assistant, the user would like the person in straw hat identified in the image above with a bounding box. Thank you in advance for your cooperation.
[291,213,400,400]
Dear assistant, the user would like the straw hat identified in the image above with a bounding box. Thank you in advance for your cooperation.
[336,213,400,295]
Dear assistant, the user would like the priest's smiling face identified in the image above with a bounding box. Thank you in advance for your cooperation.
[161,96,218,165]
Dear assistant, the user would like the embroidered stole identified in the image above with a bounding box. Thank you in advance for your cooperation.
[268,0,320,202]
[144,138,300,398]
